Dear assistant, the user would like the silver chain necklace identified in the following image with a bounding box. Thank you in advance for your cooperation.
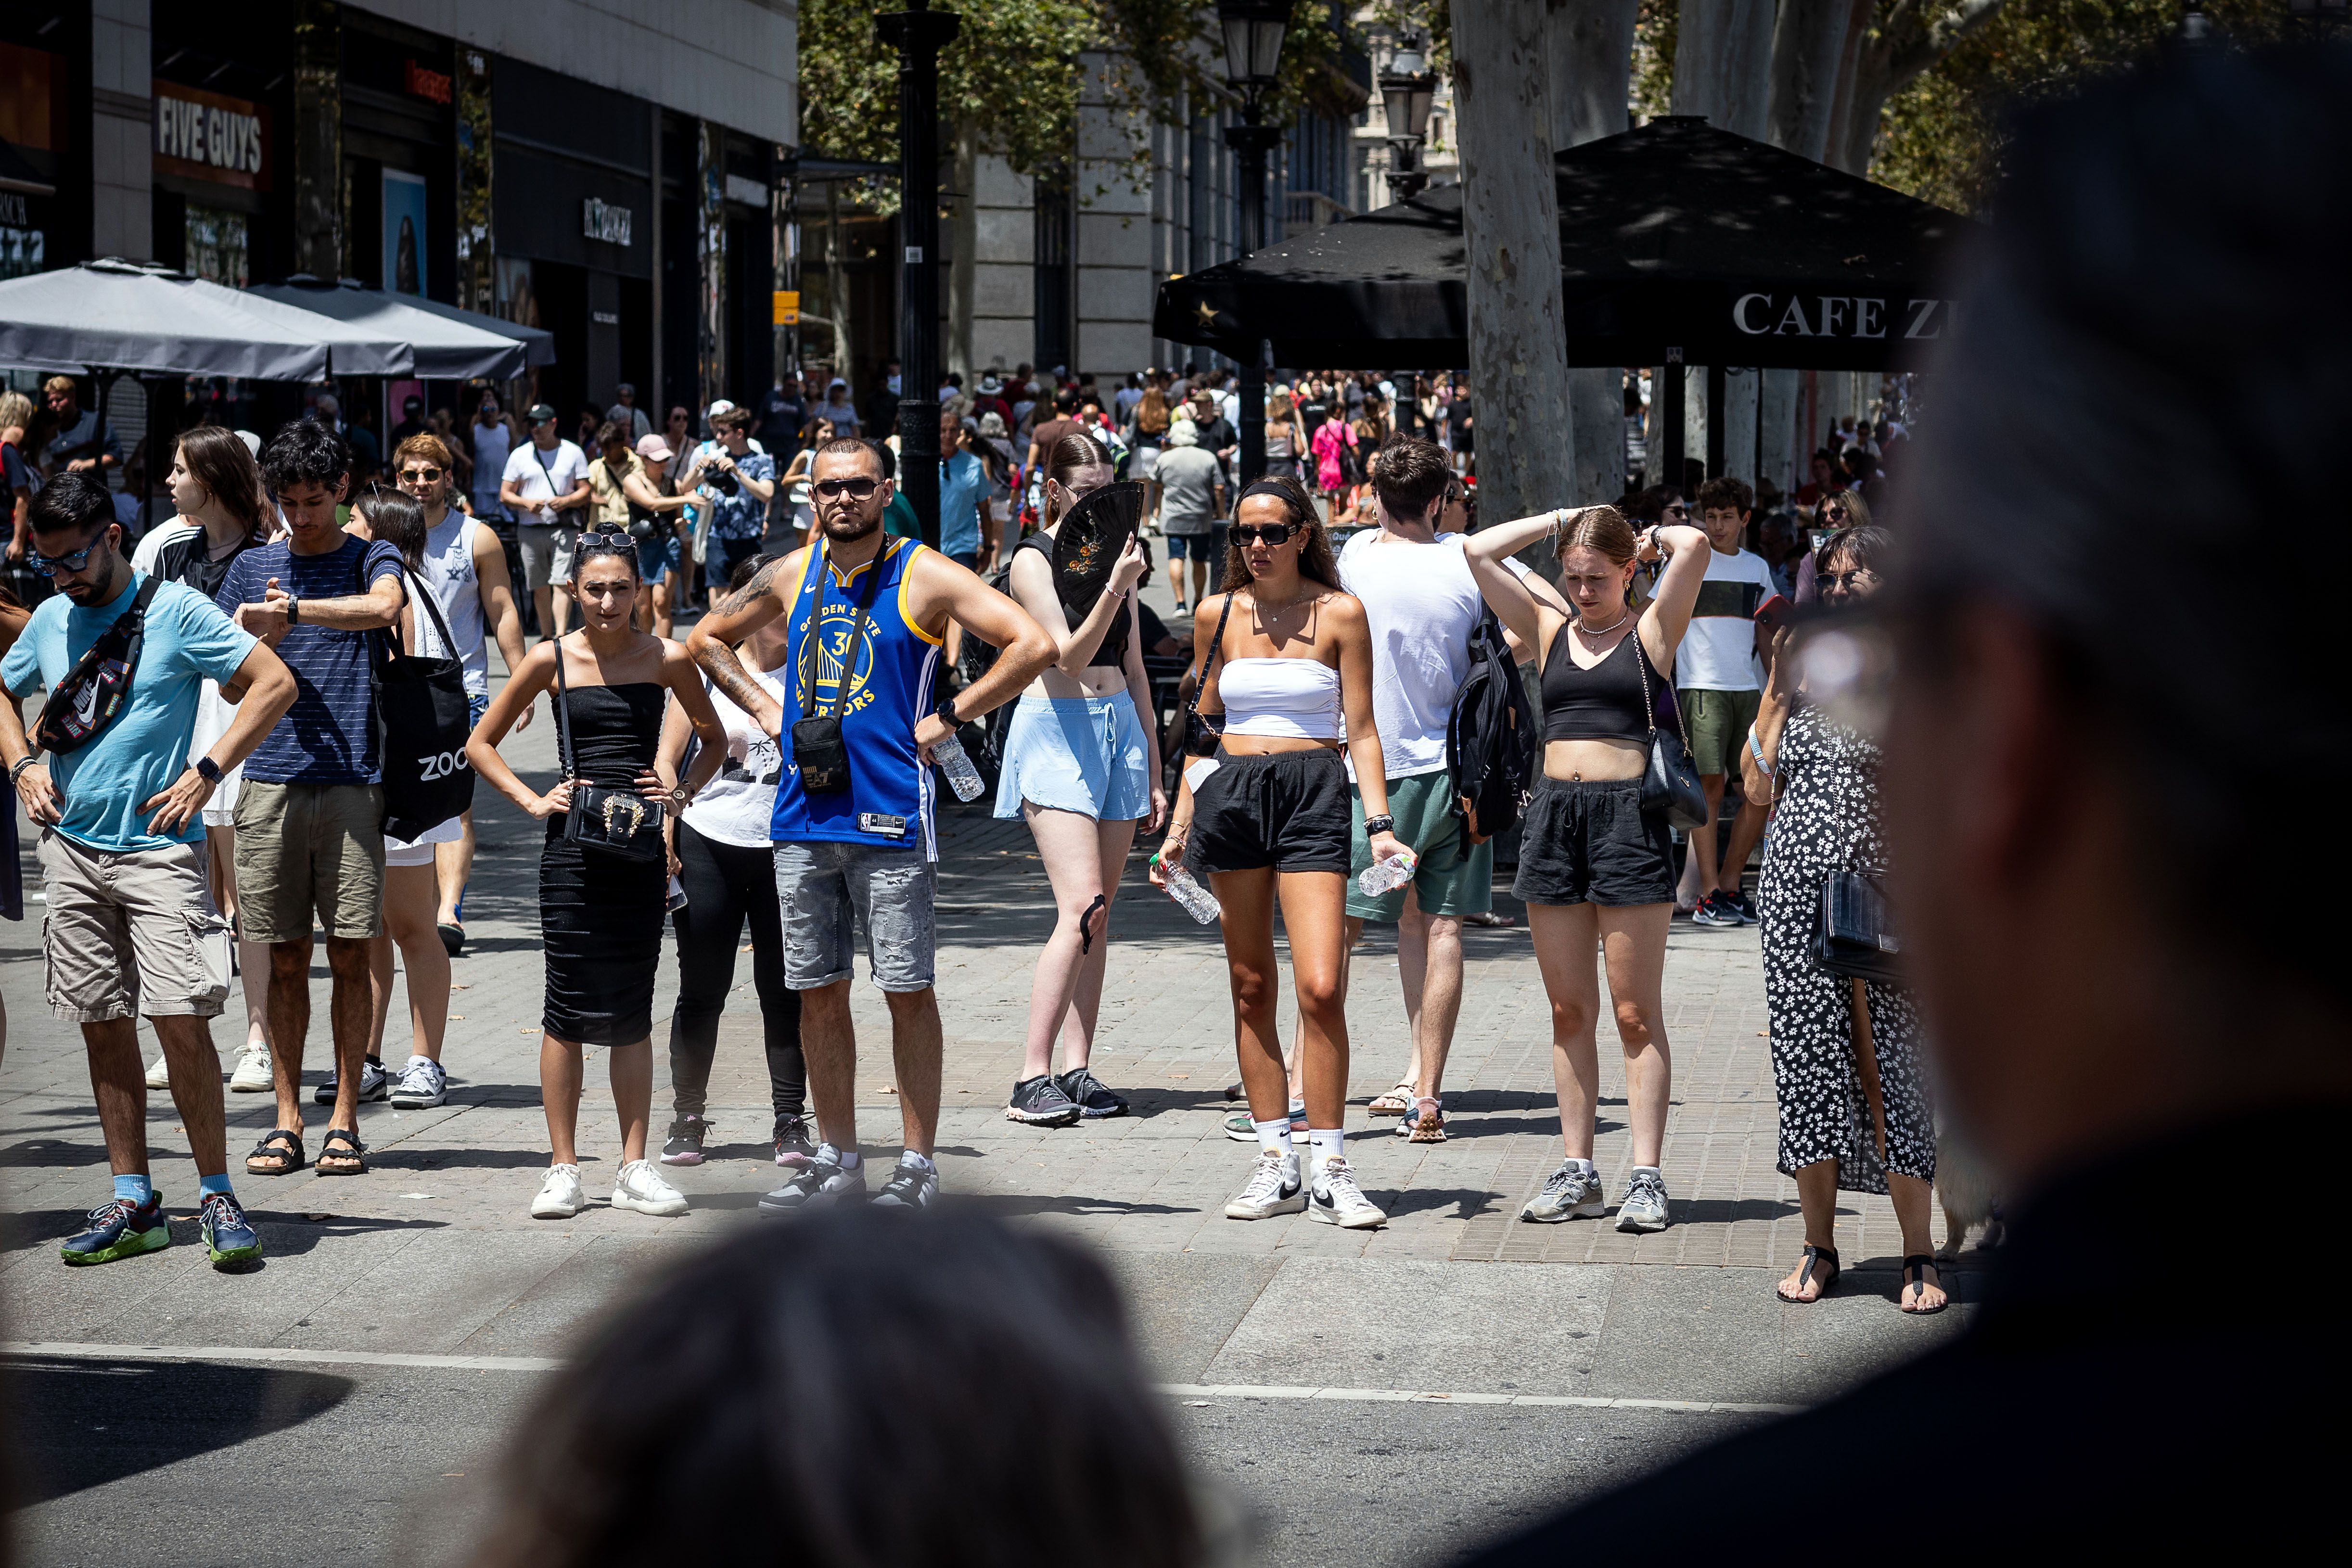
[1574,608,1631,639]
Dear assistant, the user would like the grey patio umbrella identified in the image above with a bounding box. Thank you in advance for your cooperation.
[0,258,413,378]
[389,291,558,369]
[246,277,530,380]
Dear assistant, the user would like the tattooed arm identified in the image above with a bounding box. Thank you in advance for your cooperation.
[686,546,801,740]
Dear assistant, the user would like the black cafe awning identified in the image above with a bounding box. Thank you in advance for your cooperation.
[1153,117,1976,372]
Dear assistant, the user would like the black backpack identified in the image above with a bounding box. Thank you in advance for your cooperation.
[1445,608,1539,844]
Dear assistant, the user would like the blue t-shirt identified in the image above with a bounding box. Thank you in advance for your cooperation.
[215,535,405,785]
[698,448,778,543]
[2,572,256,853]
[939,450,987,560]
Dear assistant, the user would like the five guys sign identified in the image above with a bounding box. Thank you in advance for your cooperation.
[153,82,270,191]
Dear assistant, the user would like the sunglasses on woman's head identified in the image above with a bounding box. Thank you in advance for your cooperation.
[814,477,881,499]
[1232,522,1296,547]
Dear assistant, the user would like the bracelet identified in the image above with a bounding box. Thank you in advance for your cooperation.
[1748,727,1775,777]
[9,754,37,783]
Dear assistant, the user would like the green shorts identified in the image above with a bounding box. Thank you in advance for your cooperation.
[232,781,386,943]
[1347,770,1494,922]
[1679,687,1762,779]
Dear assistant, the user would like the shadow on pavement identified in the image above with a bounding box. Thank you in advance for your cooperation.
[1,1358,354,1504]
[245,1212,449,1260]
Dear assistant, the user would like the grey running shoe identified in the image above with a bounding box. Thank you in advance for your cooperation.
[1005,1073,1082,1126]
[1616,1168,1671,1232]
[759,1146,866,1211]
[660,1115,711,1166]
[1056,1067,1130,1118]
[1224,1150,1305,1219]
[1307,1157,1387,1229]
[317,1054,390,1105]
[1521,1161,1607,1223]
[1224,1109,1261,1142]
[872,1158,940,1209]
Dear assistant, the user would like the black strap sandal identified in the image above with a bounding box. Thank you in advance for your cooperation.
[1777,1243,1841,1303]
[245,1128,306,1176]
[1901,1254,1948,1314]
[315,1127,369,1176]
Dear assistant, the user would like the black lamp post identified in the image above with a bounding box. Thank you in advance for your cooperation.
[1379,35,1436,203]
[878,0,960,549]
[1217,0,1291,484]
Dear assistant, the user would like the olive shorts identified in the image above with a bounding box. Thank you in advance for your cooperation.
[1346,770,1494,921]
[233,781,386,943]
[1679,686,1763,779]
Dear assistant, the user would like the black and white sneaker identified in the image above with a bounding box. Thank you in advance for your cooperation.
[316,1054,390,1105]
[1005,1074,1082,1126]
[1691,892,1743,928]
[1224,1150,1305,1219]
[773,1112,818,1168]
[388,1056,447,1109]
[1723,888,1759,925]
[872,1157,939,1209]
[758,1146,866,1211]
[1307,1157,1387,1229]
[1056,1067,1130,1119]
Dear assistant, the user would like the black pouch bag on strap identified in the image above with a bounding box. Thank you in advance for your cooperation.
[1182,591,1237,757]
[34,574,163,755]
[789,539,888,795]
[1814,869,1903,986]
[371,560,476,842]
[1628,628,1710,831]
[1445,606,1540,844]
[553,638,666,863]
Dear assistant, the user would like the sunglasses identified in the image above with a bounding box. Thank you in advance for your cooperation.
[27,542,102,576]
[398,466,444,482]
[1820,569,1874,590]
[1823,506,1851,521]
[1232,523,1297,547]
[814,477,882,500]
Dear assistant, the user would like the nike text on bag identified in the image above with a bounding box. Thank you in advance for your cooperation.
[34,576,164,755]
[371,559,475,841]
[1444,608,1540,844]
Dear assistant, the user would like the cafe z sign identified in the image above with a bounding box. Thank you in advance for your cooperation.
[1733,292,1955,343]
[153,83,271,191]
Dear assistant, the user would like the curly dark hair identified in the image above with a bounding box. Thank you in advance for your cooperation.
[260,416,353,497]
[465,1208,1205,1568]
[1219,472,1339,595]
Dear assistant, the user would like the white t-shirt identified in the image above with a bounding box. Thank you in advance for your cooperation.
[1673,547,1777,692]
[1337,528,1531,781]
[682,664,790,848]
[500,438,590,526]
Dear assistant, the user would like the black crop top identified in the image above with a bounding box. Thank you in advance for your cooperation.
[1539,622,1665,744]
[1015,533,1131,670]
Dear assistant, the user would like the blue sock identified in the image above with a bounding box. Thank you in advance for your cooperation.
[113,1173,153,1206]
[199,1173,235,1198]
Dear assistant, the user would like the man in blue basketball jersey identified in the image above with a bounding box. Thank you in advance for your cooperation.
[689,437,1055,1209]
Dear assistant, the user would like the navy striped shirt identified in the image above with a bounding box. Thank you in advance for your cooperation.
[216,535,405,784]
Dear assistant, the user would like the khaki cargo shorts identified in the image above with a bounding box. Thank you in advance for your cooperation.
[38,831,230,1021]
[232,781,385,943]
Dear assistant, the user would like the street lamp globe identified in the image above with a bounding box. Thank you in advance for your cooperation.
[1380,61,1435,145]
[1217,0,1292,97]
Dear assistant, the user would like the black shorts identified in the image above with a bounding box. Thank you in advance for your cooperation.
[1512,777,1675,907]
[1188,747,1351,876]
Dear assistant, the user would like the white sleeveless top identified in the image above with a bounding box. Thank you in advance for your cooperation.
[417,513,489,697]
[1218,657,1343,741]
[683,664,791,848]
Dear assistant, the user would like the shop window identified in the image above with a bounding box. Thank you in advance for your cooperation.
[187,205,251,288]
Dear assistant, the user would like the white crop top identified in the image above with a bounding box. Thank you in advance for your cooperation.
[1217,657,1344,741]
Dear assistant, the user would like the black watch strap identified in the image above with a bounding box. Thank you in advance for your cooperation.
[195,755,224,783]
[1364,813,1396,835]
[937,693,961,727]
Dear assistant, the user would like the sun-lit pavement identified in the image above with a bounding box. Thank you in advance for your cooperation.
[1,589,1978,1567]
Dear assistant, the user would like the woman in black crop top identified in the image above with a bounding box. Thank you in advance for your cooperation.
[991,432,1165,1129]
[1460,505,1713,1236]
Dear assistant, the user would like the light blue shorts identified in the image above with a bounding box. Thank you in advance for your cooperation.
[993,691,1152,822]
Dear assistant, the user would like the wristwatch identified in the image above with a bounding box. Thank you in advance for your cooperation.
[285,594,301,625]
[1363,813,1396,836]
[936,693,963,728]
[195,756,224,784]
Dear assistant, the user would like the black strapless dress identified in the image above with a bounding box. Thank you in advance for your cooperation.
[542,682,669,1045]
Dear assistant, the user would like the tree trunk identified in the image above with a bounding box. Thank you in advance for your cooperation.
[825,182,852,383]
[948,122,977,382]
[1451,0,1577,526]
[1673,0,1776,139]
[1829,0,2009,175]
[1766,0,1864,162]
[1760,366,1801,499]
[1547,0,1637,504]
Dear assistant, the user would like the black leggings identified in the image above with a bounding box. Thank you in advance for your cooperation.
[668,821,804,1121]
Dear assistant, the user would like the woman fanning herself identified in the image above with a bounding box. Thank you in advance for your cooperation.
[467,538,727,1221]
[1153,475,1406,1229]
[1461,506,1712,1234]
[996,433,1167,1127]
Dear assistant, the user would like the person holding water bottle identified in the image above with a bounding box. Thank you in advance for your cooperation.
[993,431,1166,1127]
[1151,473,1407,1229]
[686,437,1054,1212]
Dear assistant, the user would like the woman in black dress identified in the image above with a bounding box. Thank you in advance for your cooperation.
[469,537,726,1221]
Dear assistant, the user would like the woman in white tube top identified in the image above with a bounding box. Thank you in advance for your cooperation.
[1152,473,1406,1232]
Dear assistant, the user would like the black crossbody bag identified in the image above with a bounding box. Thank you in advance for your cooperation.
[1628,625,1710,831]
[790,541,887,794]
[553,643,666,862]
[34,575,163,754]
[1182,592,1236,757]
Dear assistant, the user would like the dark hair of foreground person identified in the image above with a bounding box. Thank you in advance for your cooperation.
[467,1209,1208,1568]
[1468,41,2352,1562]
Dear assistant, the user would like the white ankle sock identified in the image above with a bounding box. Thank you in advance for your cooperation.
[1254,1118,1291,1156]
[1307,1128,1346,1172]
[899,1149,934,1173]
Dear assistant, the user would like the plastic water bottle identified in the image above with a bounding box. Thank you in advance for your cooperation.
[932,731,986,802]
[1356,846,1419,897]
[1161,862,1222,924]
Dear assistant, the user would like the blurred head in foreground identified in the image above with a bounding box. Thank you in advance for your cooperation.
[1887,41,2352,1187]
[470,1209,1207,1568]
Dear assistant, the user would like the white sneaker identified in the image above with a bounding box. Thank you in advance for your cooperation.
[1224,1149,1305,1220]
[144,1053,171,1089]
[530,1163,585,1219]
[1307,1157,1387,1229]
[612,1159,690,1217]
[388,1055,448,1109]
[229,1041,274,1094]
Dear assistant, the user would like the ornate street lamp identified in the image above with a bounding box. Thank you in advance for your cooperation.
[1217,0,1292,483]
[1380,35,1436,202]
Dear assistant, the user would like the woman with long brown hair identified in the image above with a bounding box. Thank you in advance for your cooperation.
[1462,504,1713,1234]
[994,432,1165,1126]
[130,425,277,1096]
[1152,474,1406,1228]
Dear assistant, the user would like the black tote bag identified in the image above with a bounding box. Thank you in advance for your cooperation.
[372,559,476,842]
